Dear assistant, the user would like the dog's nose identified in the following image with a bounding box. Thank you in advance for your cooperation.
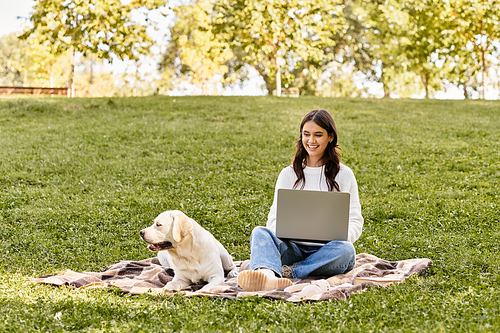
[140,230,145,238]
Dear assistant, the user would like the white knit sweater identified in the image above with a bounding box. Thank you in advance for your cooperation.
[266,163,364,243]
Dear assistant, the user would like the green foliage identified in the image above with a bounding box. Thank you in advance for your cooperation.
[350,0,439,98]
[22,0,162,61]
[443,0,500,98]
[0,33,68,87]
[0,96,500,331]
[400,0,448,97]
[159,0,235,95]
[212,0,345,94]
[21,0,164,96]
[0,32,145,96]
[0,33,29,86]
[160,0,500,98]
[5,0,500,98]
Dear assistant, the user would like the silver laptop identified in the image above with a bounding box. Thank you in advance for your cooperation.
[276,189,350,245]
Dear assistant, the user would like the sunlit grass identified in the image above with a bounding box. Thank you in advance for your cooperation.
[0,96,499,331]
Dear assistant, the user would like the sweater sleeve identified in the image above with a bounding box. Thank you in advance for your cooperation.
[265,167,294,234]
[344,168,364,243]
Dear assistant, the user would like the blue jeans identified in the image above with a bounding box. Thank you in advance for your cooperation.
[249,226,356,279]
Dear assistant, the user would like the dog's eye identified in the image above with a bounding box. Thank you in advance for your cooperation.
[156,223,162,227]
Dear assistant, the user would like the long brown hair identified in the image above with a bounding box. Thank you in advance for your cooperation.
[292,109,341,191]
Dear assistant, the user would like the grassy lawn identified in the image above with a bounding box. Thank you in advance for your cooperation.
[0,95,499,332]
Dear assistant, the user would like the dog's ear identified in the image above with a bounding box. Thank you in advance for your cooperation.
[172,212,194,242]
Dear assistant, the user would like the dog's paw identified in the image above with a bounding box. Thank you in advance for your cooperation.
[164,281,182,292]
[226,269,239,278]
[199,284,215,293]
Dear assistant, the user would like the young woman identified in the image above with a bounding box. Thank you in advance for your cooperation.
[238,109,364,292]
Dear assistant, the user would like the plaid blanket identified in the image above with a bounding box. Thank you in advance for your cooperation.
[34,253,432,302]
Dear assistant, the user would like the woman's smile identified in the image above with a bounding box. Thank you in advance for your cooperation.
[302,121,332,166]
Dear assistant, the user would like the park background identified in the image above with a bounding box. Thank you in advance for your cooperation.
[1,0,500,99]
[0,1,499,332]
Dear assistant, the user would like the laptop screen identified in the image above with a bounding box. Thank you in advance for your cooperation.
[275,189,350,243]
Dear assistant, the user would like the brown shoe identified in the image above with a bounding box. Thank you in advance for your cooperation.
[238,269,292,292]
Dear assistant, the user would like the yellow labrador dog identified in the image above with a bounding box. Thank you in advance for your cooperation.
[140,210,238,292]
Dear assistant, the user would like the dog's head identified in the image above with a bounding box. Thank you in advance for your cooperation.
[140,210,194,252]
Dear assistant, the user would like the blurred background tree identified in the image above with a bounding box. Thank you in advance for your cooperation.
[0,32,68,87]
[444,0,500,99]
[158,0,234,95]
[0,33,31,86]
[211,0,344,95]
[401,0,447,98]
[2,0,499,98]
[20,0,163,97]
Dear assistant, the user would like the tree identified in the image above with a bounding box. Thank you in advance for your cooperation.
[401,0,447,98]
[351,0,413,97]
[0,33,30,86]
[445,0,500,99]
[0,32,68,87]
[22,0,163,97]
[444,50,482,98]
[348,0,448,98]
[25,35,70,88]
[211,0,345,95]
[159,0,235,95]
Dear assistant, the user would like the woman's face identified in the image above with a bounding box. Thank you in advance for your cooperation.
[301,120,332,164]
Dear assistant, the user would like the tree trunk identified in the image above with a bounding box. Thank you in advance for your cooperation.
[68,47,76,98]
[50,65,54,88]
[133,65,138,97]
[253,65,273,95]
[315,74,321,96]
[264,75,273,95]
[419,69,429,99]
[276,59,281,97]
[460,79,469,99]
[481,48,487,99]
[380,64,390,98]
[89,58,94,86]
[330,73,335,98]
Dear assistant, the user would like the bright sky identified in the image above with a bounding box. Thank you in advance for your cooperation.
[0,0,35,36]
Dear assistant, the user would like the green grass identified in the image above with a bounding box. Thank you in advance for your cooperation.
[0,95,499,332]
